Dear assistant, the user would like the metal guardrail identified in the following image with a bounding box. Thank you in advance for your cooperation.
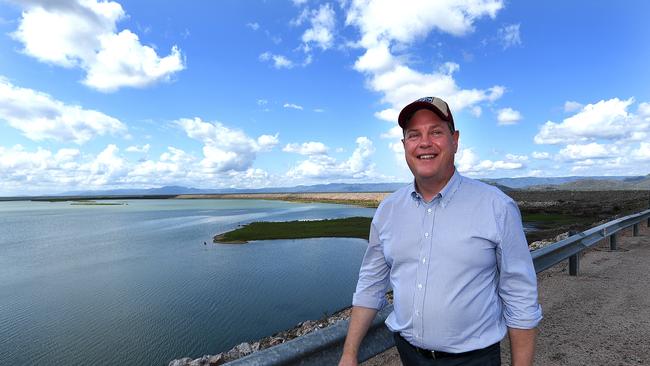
[227,208,650,365]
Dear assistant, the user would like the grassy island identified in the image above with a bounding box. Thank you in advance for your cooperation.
[214,216,372,244]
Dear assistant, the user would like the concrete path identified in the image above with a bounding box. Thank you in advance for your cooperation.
[363,221,650,366]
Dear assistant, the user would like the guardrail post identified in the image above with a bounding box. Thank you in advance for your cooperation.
[633,223,639,236]
[610,233,617,250]
[568,230,579,276]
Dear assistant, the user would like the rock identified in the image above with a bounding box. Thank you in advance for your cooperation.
[169,357,192,366]
[235,342,253,355]
[208,354,225,366]
[189,355,210,366]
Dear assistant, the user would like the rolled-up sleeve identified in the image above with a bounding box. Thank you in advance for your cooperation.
[352,218,390,310]
[496,200,543,329]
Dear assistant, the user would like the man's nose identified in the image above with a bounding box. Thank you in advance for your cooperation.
[418,136,433,147]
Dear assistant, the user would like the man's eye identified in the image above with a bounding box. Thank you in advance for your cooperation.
[407,134,419,140]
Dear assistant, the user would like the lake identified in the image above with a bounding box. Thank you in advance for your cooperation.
[0,199,375,366]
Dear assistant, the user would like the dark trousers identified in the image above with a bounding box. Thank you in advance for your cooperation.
[393,333,501,366]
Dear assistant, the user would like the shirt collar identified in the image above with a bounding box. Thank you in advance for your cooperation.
[409,169,462,208]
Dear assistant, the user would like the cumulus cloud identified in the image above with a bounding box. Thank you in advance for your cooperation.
[558,143,613,161]
[0,143,279,195]
[0,78,126,144]
[456,148,525,175]
[125,144,150,153]
[301,3,336,50]
[532,151,550,159]
[257,133,280,151]
[497,107,522,125]
[259,52,295,69]
[176,117,277,172]
[531,97,650,175]
[246,22,260,31]
[498,23,521,49]
[10,0,184,92]
[564,101,583,113]
[283,141,329,155]
[344,1,506,126]
[286,137,378,180]
[283,103,303,110]
[534,98,648,145]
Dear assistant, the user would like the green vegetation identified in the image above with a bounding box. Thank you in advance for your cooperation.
[214,216,372,244]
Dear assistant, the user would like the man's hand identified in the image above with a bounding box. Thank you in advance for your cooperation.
[338,306,378,366]
[508,327,537,366]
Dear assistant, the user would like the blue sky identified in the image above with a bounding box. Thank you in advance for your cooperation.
[1,0,649,195]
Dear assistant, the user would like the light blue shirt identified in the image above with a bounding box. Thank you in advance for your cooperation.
[352,170,542,353]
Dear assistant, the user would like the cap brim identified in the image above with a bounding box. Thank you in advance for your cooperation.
[398,101,450,129]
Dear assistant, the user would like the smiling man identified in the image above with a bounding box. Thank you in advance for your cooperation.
[339,97,542,366]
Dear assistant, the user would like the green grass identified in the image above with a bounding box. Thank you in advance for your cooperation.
[214,216,372,244]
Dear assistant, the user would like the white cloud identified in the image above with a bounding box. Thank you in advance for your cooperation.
[534,98,648,145]
[126,144,150,153]
[246,22,260,31]
[257,99,268,106]
[314,108,325,113]
[470,106,482,117]
[292,0,308,5]
[11,0,184,92]
[558,143,613,161]
[286,137,377,180]
[456,148,524,175]
[283,141,329,155]
[344,1,506,130]
[564,101,583,113]
[498,23,521,49]
[497,107,522,125]
[176,117,276,172]
[257,133,280,151]
[345,0,503,43]
[631,142,650,160]
[532,151,550,159]
[0,78,127,144]
[0,143,282,195]
[259,52,295,69]
[283,103,304,110]
[301,3,336,50]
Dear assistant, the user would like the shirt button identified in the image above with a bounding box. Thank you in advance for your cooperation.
[417,284,422,289]
[427,208,432,213]
[422,258,426,263]
[424,232,429,237]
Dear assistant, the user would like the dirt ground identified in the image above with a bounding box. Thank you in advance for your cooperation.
[363,222,650,366]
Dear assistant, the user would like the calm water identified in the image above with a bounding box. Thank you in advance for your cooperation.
[0,199,375,366]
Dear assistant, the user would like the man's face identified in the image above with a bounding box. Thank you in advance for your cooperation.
[401,109,459,184]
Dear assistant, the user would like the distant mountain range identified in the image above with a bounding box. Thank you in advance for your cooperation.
[52,175,650,197]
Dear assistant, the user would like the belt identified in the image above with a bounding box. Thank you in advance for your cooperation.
[397,333,499,360]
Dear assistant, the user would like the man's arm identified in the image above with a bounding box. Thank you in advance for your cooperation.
[339,306,378,366]
[508,327,537,366]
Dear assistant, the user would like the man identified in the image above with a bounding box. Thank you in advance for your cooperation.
[339,97,542,366]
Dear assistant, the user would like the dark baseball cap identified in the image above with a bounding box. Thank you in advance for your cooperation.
[398,96,455,130]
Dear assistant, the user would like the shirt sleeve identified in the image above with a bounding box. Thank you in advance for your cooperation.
[495,199,543,329]
[352,218,391,310]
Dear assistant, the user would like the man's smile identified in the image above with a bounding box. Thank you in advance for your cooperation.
[417,154,437,160]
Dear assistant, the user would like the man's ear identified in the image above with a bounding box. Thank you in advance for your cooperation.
[453,130,460,152]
